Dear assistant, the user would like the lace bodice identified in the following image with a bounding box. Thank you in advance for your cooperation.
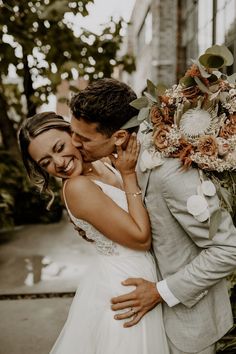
[67,180,128,255]
[63,162,140,256]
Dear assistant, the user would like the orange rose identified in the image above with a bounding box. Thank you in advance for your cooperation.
[182,85,201,100]
[153,125,170,150]
[150,105,162,125]
[170,138,193,168]
[185,64,201,78]
[170,138,193,157]
[219,114,236,138]
[197,135,218,157]
[150,104,173,126]
[161,106,174,124]
[160,95,170,105]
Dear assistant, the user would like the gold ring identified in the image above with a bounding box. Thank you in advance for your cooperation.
[130,307,135,315]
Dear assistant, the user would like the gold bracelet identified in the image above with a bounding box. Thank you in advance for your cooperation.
[125,190,142,198]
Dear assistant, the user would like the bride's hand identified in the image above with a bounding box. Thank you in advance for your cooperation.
[110,133,140,176]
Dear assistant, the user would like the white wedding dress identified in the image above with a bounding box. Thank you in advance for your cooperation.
[50,175,169,354]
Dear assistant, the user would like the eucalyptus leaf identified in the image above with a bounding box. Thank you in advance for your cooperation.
[155,83,168,96]
[209,209,222,239]
[219,186,233,212]
[144,91,158,103]
[179,76,196,87]
[137,107,150,122]
[147,79,157,97]
[212,70,222,79]
[226,73,236,84]
[130,97,149,110]
[194,77,211,94]
[205,44,234,66]
[192,59,211,78]
[199,54,224,69]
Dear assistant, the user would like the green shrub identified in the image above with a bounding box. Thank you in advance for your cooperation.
[0,150,63,230]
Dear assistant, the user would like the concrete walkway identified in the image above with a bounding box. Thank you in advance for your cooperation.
[0,212,96,295]
[0,213,96,354]
[0,298,72,354]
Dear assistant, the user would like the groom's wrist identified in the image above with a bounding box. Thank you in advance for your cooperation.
[156,280,180,307]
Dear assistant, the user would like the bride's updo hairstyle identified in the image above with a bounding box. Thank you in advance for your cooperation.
[18,112,71,208]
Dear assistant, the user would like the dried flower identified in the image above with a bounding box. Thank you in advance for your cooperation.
[182,85,201,101]
[170,138,193,165]
[150,105,162,125]
[150,105,173,126]
[137,45,236,175]
[153,125,170,150]
[135,45,236,220]
[220,114,236,138]
[216,137,230,156]
[179,108,213,138]
[197,135,218,157]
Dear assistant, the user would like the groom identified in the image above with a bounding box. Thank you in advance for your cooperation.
[69,78,236,354]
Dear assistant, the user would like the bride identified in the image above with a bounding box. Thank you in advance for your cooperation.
[18,111,169,354]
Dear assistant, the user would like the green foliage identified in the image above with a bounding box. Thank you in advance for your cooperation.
[0,0,135,116]
[199,45,234,69]
[0,150,63,232]
[209,171,236,221]
[0,150,24,228]
[130,97,149,110]
[0,0,135,228]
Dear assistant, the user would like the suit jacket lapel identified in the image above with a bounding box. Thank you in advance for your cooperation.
[136,163,152,201]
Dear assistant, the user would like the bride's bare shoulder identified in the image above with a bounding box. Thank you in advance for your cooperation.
[63,176,101,216]
[64,176,94,197]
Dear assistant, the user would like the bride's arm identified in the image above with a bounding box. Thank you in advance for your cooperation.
[64,134,151,251]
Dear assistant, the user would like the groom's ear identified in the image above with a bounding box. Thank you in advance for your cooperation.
[112,130,129,146]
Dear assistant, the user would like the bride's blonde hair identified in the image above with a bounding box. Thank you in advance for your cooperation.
[18,112,71,209]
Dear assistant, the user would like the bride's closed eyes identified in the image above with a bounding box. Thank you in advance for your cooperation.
[40,159,50,168]
[38,142,65,168]
[28,128,84,179]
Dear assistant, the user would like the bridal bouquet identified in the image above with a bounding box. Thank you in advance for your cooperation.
[130,45,236,223]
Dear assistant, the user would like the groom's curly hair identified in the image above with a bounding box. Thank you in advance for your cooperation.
[70,78,138,136]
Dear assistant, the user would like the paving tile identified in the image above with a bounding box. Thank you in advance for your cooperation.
[0,214,96,295]
[0,297,73,354]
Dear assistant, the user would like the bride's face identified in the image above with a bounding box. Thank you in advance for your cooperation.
[28,129,84,179]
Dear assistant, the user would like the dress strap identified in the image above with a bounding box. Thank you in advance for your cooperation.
[103,161,122,181]
[62,179,70,213]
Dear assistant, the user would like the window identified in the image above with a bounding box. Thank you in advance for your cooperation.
[198,0,213,53]
[138,9,152,53]
[145,11,152,45]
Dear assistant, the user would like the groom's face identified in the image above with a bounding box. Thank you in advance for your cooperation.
[71,116,116,162]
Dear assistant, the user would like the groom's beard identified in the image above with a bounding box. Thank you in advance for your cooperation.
[79,150,96,162]
[78,145,117,163]
[79,148,110,162]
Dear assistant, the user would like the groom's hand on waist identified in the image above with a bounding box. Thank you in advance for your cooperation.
[111,278,163,328]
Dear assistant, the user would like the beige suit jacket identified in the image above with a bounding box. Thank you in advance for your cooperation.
[137,157,236,352]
